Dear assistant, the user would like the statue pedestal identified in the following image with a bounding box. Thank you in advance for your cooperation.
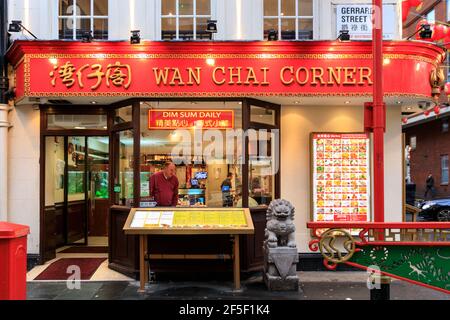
[263,246,299,291]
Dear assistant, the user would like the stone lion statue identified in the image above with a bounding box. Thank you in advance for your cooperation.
[265,199,296,248]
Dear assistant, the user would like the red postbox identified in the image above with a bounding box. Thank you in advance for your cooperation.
[0,222,30,300]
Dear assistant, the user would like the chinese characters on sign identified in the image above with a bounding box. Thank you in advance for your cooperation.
[148,110,234,129]
[312,133,371,223]
[50,61,132,90]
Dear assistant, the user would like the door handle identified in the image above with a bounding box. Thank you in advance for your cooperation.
[90,179,95,211]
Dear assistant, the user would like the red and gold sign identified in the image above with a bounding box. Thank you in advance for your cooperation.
[311,133,371,224]
[6,41,445,102]
[148,109,234,129]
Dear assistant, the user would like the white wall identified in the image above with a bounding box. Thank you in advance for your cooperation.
[383,104,403,222]
[8,106,40,255]
[7,0,401,41]
[281,104,403,252]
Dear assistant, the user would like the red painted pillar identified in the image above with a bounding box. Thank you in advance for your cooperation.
[372,0,385,223]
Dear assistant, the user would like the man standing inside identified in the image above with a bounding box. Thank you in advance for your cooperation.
[424,172,435,200]
[221,172,233,207]
[150,161,179,207]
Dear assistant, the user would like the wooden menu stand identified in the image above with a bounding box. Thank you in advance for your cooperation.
[123,208,254,292]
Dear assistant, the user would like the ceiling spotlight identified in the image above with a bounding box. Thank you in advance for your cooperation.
[206,20,218,33]
[130,30,140,44]
[8,20,38,39]
[81,30,93,43]
[267,29,278,41]
[337,30,350,42]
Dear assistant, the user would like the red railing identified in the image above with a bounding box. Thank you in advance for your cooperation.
[307,222,450,248]
[307,221,450,294]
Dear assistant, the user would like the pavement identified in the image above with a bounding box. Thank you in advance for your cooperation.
[26,271,450,300]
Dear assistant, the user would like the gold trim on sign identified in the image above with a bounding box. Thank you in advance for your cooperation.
[24,54,31,97]
[23,53,438,65]
[27,53,373,59]
[26,91,431,99]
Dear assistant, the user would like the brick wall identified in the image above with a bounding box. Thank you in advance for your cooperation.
[404,116,450,199]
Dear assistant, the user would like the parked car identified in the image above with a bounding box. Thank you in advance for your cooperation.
[417,198,450,222]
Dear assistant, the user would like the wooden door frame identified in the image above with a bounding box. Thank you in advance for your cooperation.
[39,105,110,263]
[39,98,282,264]
[244,98,281,202]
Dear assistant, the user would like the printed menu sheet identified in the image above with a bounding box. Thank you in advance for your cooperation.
[130,210,248,228]
[312,133,371,223]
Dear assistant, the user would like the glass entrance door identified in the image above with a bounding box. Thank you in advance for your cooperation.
[87,137,110,237]
[66,136,110,244]
[44,135,109,248]
[66,136,88,245]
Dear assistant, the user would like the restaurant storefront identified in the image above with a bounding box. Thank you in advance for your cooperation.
[5,40,445,277]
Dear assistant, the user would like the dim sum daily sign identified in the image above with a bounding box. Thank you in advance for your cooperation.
[148,109,234,129]
[311,133,371,224]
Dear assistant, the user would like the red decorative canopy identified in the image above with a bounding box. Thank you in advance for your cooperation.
[6,40,445,104]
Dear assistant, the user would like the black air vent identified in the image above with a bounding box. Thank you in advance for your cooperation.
[48,99,72,104]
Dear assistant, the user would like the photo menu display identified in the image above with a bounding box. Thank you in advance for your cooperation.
[312,133,371,223]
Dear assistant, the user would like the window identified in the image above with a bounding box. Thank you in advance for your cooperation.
[59,0,108,40]
[248,130,278,207]
[410,136,416,150]
[47,114,107,130]
[161,0,212,40]
[443,118,449,133]
[441,155,449,184]
[448,0,450,21]
[250,105,276,126]
[426,9,435,23]
[263,0,313,40]
[139,101,243,207]
[114,130,134,206]
[114,105,133,124]
[447,56,450,82]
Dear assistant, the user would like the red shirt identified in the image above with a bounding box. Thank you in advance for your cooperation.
[150,171,179,206]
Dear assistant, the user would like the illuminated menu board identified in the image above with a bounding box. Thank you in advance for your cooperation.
[311,133,371,223]
[129,210,248,228]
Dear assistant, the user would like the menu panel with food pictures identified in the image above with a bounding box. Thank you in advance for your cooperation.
[312,133,371,223]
